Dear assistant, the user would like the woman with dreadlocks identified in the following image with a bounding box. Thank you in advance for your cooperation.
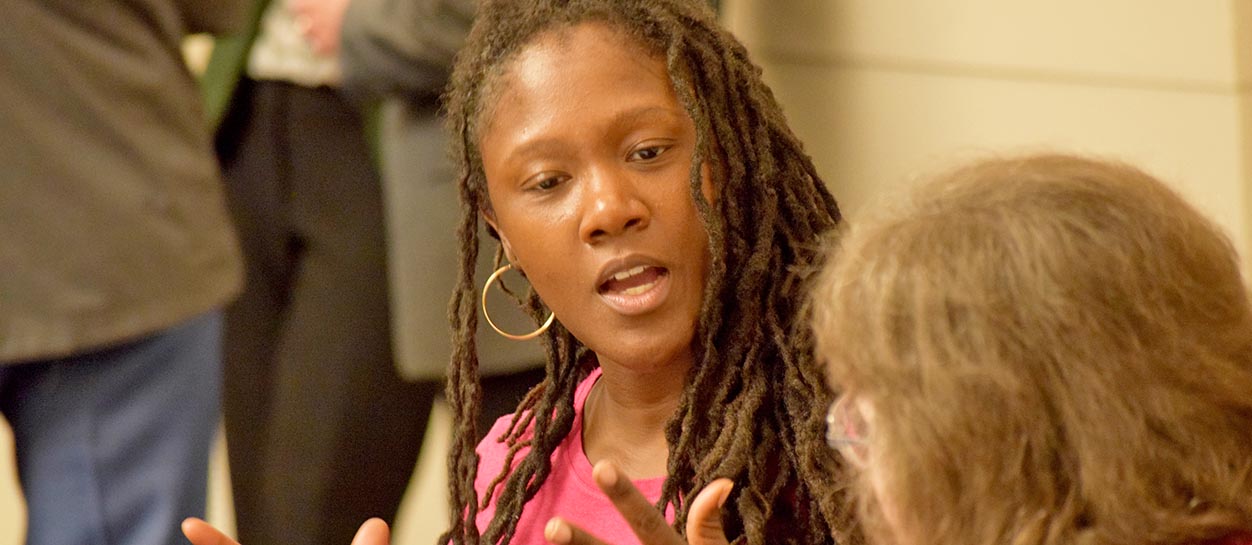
[184,1,856,545]
[434,2,855,545]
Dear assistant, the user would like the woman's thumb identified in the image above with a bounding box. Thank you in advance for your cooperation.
[686,479,733,545]
[351,518,391,545]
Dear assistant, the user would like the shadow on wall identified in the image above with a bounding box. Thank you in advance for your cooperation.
[1233,0,1252,262]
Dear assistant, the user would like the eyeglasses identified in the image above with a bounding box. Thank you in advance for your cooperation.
[826,395,869,468]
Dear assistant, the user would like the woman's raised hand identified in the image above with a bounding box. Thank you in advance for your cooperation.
[181,517,391,545]
[544,461,733,545]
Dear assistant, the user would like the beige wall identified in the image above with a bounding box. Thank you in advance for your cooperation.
[1,423,22,545]
[724,0,1252,269]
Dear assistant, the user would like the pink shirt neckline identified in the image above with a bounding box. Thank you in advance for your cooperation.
[567,367,668,495]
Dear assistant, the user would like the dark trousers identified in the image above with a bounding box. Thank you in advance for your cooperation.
[218,79,434,545]
[217,79,543,545]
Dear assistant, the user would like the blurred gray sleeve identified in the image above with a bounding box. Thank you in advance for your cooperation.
[340,0,476,101]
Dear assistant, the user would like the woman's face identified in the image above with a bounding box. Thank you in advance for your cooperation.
[478,22,713,373]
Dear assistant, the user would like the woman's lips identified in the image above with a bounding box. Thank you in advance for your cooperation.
[598,265,670,315]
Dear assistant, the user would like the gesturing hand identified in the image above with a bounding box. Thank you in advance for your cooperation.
[544,461,734,545]
[181,516,390,545]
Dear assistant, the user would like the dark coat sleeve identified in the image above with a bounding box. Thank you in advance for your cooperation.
[339,0,476,102]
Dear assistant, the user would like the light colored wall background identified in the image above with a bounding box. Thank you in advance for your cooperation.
[724,0,1252,268]
[3,2,1250,544]
[1,422,22,542]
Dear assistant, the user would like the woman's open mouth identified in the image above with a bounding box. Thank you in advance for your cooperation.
[597,264,670,315]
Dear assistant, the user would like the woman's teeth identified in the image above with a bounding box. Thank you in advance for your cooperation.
[602,265,664,295]
[612,265,648,281]
[620,280,657,295]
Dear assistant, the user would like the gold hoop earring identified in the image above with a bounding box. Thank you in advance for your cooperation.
[481,263,555,341]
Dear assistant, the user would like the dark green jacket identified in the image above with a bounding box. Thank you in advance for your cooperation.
[200,0,271,132]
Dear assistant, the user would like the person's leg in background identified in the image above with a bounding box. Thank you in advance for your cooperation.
[0,311,223,545]
[216,80,291,544]
[219,80,436,545]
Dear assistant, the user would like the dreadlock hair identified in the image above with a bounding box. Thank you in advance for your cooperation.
[440,2,860,545]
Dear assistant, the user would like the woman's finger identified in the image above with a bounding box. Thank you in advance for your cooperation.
[545,517,611,545]
[591,461,686,545]
[181,518,241,545]
[351,518,391,545]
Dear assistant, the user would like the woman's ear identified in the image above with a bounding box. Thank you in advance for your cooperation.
[481,210,520,266]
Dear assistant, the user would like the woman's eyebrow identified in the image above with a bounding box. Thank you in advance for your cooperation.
[503,106,682,162]
[610,105,684,128]
[506,138,568,163]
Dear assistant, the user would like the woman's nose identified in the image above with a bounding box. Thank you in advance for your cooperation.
[578,169,650,244]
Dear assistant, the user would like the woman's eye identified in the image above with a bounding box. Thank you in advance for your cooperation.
[527,173,567,191]
[630,145,668,161]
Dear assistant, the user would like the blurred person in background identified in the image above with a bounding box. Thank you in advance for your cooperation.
[200,1,434,543]
[0,1,247,544]
[333,0,546,440]
[200,1,544,543]
[812,154,1252,545]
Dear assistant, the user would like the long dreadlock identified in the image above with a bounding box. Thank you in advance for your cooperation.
[439,2,861,545]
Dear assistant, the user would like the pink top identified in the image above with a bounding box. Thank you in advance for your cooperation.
[474,367,671,545]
